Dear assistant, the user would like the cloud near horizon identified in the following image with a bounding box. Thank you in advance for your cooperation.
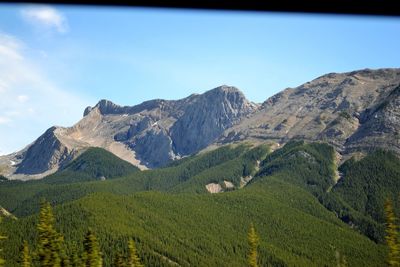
[0,33,91,155]
[20,5,69,33]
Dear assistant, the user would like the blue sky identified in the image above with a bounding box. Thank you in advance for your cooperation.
[0,4,399,154]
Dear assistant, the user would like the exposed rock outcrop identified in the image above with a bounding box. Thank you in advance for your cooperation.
[345,85,400,154]
[205,183,223,193]
[2,68,400,180]
[205,180,235,193]
[0,206,17,219]
[1,85,257,178]
[16,127,74,174]
[171,86,256,155]
[218,68,400,155]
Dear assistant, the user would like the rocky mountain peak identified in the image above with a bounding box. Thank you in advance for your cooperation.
[83,106,92,117]
[3,68,400,180]
[207,85,240,93]
[2,85,257,178]
[204,85,247,101]
[170,85,257,156]
[15,126,72,175]
[204,85,257,112]
[84,99,123,116]
[219,68,400,155]
[95,99,119,112]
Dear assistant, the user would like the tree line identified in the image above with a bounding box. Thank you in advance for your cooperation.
[385,199,400,267]
[0,201,143,267]
[0,201,266,267]
[1,197,399,266]
[0,201,262,267]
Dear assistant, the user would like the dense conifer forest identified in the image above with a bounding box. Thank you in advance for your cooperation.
[0,141,399,266]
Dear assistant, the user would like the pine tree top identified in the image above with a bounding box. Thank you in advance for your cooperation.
[128,239,143,267]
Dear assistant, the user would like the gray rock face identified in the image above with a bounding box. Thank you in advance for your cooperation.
[2,68,400,180]
[345,85,400,154]
[111,85,256,167]
[16,127,72,174]
[218,68,400,156]
[1,85,257,178]
[130,129,174,168]
[171,86,255,155]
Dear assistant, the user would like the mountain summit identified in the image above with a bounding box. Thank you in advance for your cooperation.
[0,86,256,179]
[0,68,399,180]
[218,68,400,156]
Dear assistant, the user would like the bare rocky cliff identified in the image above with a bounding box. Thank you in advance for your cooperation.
[170,87,256,155]
[1,68,399,180]
[15,127,74,174]
[0,86,256,179]
[217,68,400,156]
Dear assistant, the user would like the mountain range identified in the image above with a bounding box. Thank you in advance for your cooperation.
[0,68,399,180]
[0,67,400,266]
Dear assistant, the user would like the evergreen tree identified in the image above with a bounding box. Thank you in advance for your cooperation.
[59,246,69,267]
[247,223,259,267]
[127,239,143,267]
[21,241,31,267]
[335,250,347,267]
[70,248,81,267]
[0,218,5,267]
[36,200,68,267]
[114,252,126,267]
[385,198,400,266]
[82,229,102,267]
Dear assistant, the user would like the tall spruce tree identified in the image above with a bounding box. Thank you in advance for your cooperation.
[0,218,5,267]
[247,223,259,267]
[21,241,31,267]
[127,239,143,267]
[82,229,102,267]
[114,252,126,267]
[385,198,400,266]
[335,250,347,267]
[37,201,68,267]
[70,248,81,267]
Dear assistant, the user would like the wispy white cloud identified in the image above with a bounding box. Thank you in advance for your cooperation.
[20,5,69,33]
[0,117,11,124]
[0,33,91,155]
[17,94,29,103]
[0,34,24,60]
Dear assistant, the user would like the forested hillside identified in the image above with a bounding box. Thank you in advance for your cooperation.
[1,141,399,266]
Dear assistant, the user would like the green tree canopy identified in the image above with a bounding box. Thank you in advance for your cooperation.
[21,241,31,267]
[82,228,103,267]
[37,200,68,267]
[385,199,400,266]
[247,223,259,267]
[0,218,5,267]
[127,239,143,267]
[114,252,126,267]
